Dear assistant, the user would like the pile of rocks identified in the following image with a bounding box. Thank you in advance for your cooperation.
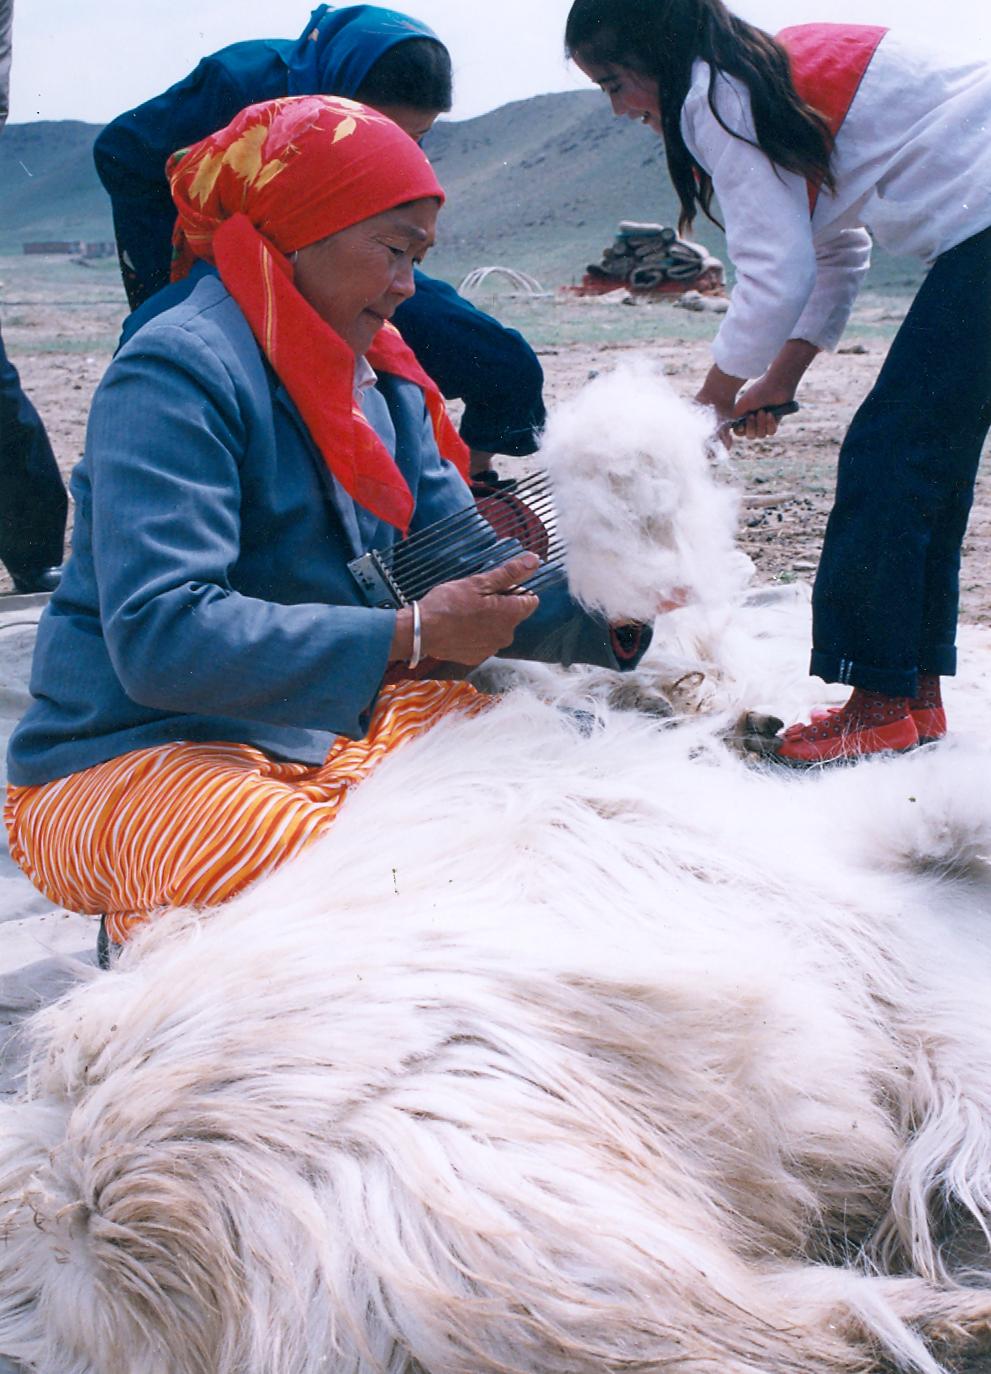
[583,222,725,295]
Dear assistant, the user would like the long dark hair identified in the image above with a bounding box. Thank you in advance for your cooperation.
[565,0,835,232]
[355,38,453,113]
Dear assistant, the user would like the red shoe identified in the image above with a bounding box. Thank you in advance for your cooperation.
[911,705,947,744]
[812,698,948,744]
[775,711,919,765]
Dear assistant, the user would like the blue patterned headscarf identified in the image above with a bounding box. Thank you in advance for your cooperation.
[287,5,442,97]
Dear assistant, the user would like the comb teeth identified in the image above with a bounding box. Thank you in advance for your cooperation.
[348,471,566,608]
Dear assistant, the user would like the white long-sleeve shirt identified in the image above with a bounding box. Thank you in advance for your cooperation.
[680,31,991,379]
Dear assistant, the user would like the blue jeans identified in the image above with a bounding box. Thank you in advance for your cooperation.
[811,224,991,696]
[0,321,67,576]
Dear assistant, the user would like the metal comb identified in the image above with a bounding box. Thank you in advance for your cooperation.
[348,471,565,609]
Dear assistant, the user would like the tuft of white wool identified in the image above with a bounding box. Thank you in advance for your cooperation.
[538,357,751,624]
[2,696,991,1373]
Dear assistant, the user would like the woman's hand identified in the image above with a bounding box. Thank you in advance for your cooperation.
[392,553,541,667]
[729,340,820,448]
[726,381,792,443]
[697,369,784,446]
[698,342,819,449]
[696,364,745,425]
[696,363,747,448]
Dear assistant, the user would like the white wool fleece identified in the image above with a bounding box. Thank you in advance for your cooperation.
[5,699,991,1374]
[538,358,751,623]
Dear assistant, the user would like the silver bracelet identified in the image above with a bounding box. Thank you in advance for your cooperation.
[408,599,423,670]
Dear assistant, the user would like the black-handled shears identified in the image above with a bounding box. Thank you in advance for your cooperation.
[716,400,800,438]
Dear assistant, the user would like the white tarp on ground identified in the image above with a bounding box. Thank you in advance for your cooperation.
[0,595,93,1089]
[0,597,92,1374]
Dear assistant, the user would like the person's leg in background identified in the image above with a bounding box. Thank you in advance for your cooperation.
[0,319,67,592]
[911,231,991,741]
[779,225,991,763]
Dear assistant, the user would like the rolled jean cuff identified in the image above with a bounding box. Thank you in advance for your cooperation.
[918,645,957,677]
[809,650,918,698]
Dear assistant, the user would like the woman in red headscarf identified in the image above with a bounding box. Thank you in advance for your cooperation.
[5,95,649,959]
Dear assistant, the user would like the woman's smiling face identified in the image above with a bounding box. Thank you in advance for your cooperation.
[292,197,439,355]
[574,52,662,131]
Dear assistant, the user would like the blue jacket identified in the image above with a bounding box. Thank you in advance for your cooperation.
[8,275,646,788]
[92,30,545,456]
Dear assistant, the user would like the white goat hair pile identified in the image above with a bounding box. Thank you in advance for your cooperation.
[2,691,991,1374]
[539,358,750,622]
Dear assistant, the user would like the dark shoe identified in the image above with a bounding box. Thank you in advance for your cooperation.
[471,469,518,492]
[9,565,61,594]
[96,915,121,970]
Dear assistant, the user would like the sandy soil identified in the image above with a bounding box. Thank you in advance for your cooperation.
[2,258,990,624]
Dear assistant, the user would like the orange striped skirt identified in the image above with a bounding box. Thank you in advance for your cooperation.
[4,679,486,944]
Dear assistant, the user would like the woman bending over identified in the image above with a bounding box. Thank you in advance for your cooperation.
[567,0,991,764]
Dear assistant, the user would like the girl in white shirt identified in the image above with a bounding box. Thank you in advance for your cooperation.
[567,0,991,764]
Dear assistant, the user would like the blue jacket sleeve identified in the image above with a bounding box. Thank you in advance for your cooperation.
[93,48,285,308]
[88,325,398,739]
[394,271,546,457]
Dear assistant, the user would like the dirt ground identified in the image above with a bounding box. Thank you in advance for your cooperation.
[3,255,990,625]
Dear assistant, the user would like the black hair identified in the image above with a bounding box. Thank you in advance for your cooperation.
[355,37,453,112]
[565,0,835,232]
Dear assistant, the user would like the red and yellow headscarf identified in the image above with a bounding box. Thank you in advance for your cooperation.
[168,95,469,532]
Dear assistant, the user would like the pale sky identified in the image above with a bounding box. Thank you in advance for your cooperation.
[8,0,991,126]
